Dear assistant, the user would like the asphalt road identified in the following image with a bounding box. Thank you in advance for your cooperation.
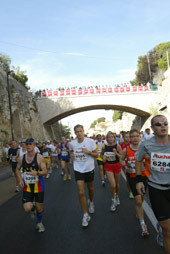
[0,164,164,254]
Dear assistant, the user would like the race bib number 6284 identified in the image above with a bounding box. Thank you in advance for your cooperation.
[151,152,170,172]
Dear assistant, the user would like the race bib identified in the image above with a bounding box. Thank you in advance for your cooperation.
[97,149,102,155]
[23,172,38,184]
[61,150,68,156]
[127,161,136,173]
[12,156,16,162]
[74,150,87,162]
[42,152,49,158]
[104,152,116,162]
[151,152,170,172]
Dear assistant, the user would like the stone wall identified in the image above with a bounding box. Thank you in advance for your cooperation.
[0,69,51,161]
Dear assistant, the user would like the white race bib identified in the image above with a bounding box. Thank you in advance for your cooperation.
[42,152,49,158]
[151,152,170,172]
[12,156,16,162]
[23,172,38,184]
[74,150,87,162]
[104,152,116,162]
[61,150,68,156]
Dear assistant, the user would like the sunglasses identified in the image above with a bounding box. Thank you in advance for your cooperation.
[153,121,168,127]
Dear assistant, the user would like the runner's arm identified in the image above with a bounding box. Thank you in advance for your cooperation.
[120,148,126,166]
[100,145,106,162]
[15,157,24,187]
[82,147,98,158]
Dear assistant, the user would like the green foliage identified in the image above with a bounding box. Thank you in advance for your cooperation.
[112,111,123,122]
[0,54,11,71]
[90,117,106,128]
[11,66,29,89]
[155,42,170,71]
[131,41,170,85]
[61,125,71,139]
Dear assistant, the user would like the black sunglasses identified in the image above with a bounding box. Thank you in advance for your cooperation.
[153,121,168,127]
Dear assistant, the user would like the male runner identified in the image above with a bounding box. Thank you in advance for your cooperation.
[96,134,105,186]
[16,138,47,233]
[8,140,20,192]
[59,136,71,180]
[70,125,98,227]
[120,129,149,236]
[135,115,170,253]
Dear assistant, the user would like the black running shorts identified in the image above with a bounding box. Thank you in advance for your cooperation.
[148,185,170,221]
[127,173,148,197]
[97,160,104,166]
[22,191,44,204]
[74,170,94,183]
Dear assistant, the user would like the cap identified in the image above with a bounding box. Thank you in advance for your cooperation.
[25,138,36,145]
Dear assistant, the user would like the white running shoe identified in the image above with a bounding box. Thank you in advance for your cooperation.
[115,195,120,206]
[46,173,50,179]
[88,201,95,214]
[110,199,116,212]
[82,214,91,227]
[141,223,149,237]
[15,186,19,192]
[36,222,45,233]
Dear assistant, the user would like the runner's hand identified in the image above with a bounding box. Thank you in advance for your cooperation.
[136,182,145,195]
[18,179,24,188]
[30,169,38,176]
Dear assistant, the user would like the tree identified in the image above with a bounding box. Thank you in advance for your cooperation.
[61,125,71,139]
[0,54,11,72]
[11,66,29,89]
[90,117,106,128]
[112,111,123,122]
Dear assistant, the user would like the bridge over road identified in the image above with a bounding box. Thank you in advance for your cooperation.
[36,89,158,131]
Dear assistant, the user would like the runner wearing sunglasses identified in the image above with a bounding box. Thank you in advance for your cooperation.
[135,115,170,253]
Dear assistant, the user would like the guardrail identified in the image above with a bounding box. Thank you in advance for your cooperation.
[41,85,157,97]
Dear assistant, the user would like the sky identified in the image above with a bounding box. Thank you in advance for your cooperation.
[1,0,170,132]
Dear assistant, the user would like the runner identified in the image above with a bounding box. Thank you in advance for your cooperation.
[120,129,149,236]
[8,140,20,192]
[96,134,105,186]
[135,115,170,253]
[51,141,59,170]
[16,138,47,233]
[59,137,71,180]
[40,142,51,178]
[3,142,10,162]
[121,131,134,199]
[100,131,122,212]
[69,124,98,227]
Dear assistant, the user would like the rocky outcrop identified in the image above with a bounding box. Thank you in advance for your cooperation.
[0,69,50,161]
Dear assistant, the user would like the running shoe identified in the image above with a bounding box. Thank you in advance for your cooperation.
[63,175,67,181]
[88,201,95,214]
[141,223,149,236]
[115,195,120,206]
[68,174,71,180]
[82,214,91,227]
[46,173,50,179]
[129,192,134,199]
[110,199,116,212]
[156,223,163,247]
[101,180,105,187]
[36,222,45,233]
[15,186,19,192]
[61,171,64,176]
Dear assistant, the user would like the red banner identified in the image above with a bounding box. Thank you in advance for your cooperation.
[108,88,112,93]
[53,91,58,96]
[133,86,137,92]
[144,86,149,91]
[120,87,125,93]
[102,88,107,93]
[138,86,143,91]
[42,92,47,97]
[84,89,88,94]
[60,91,64,96]
[71,90,76,95]
[78,89,83,95]
[66,90,70,95]
[90,89,94,94]
[114,88,119,93]
[96,88,101,93]
[126,87,130,92]
[48,91,52,96]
